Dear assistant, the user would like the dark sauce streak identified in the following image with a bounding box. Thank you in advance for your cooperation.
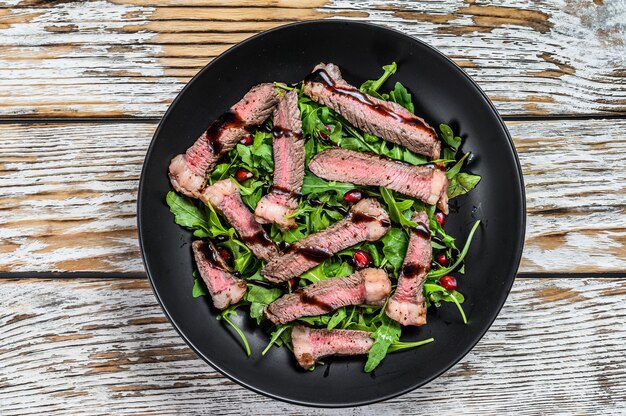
[277,241,291,252]
[288,246,333,262]
[352,212,391,228]
[199,242,218,264]
[198,241,230,272]
[270,185,302,199]
[402,263,427,278]
[204,110,246,154]
[304,69,429,130]
[248,280,279,290]
[432,236,445,246]
[272,126,302,142]
[412,222,431,239]
[241,230,274,249]
[296,289,334,312]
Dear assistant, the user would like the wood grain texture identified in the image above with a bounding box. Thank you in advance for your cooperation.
[1,119,624,273]
[1,277,625,414]
[0,0,625,117]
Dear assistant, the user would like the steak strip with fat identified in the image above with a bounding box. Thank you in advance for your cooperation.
[309,148,449,214]
[303,63,440,159]
[385,211,431,326]
[192,240,247,310]
[291,325,374,370]
[169,83,279,197]
[199,179,278,261]
[262,198,390,283]
[265,268,391,325]
[255,89,305,230]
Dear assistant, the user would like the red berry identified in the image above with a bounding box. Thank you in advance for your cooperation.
[353,250,372,269]
[435,253,449,266]
[239,134,253,145]
[324,124,331,132]
[343,189,363,204]
[439,275,457,291]
[217,247,232,265]
[234,168,253,182]
[435,211,446,226]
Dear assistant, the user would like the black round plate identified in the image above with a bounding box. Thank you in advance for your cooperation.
[138,20,525,407]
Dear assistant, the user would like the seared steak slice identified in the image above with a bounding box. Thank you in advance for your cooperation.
[255,89,305,229]
[385,211,431,326]
[309,148,449,214]
[265,268,391,325]
[192,240,247,310]
[169,83,279,197]
[262,198,390,283]
[199,179,278,261]
[303,63,440,159]
[291,325,374,370]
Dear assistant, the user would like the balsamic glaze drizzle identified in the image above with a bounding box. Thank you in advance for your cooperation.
[204,110,247,154]
[303,69,430,130]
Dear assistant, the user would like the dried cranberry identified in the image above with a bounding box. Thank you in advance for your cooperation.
[234,168,253,182]
[435,253,449,266]
[353,250,372,269]
[217,247,232,265]
[239,134,253,146]
[439,275,457,291]
[343,189,363,204]
[435,211,446,226]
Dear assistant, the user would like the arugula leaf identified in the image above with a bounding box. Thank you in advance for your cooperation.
[166,191,209,234]
[429,220,481,279]
[364,314,401,372]
[439,124,462,152]
[301,172,354,197]
[379,187,418,229]
[381,228,409,271]
[424,283,467,324]
[262,324,293,355]
[217,304,251,356]
[446,152,470,180]
[327,307,347,330]
[360,62,397,97]
[191,271,208,298]
[246,284,282,324]
[388,82,414,113]
[448,172,482,199]
[387,338,434,353]
[300,263,328,283]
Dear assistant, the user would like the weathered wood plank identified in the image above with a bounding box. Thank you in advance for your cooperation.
[1,119,624,273]
[0,277,625,414]
[0,0,624,117]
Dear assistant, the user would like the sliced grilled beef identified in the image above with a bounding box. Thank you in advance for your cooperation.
[192,240,247,310]
[262,198,390,283]
[385,211,431,326]
[169,84,279,197]
[265,268,391,325]
[199,179,278,261]
[291,325,374,370]
[309,148,449,214]
[303,63,440,159]
[255,89,305,230]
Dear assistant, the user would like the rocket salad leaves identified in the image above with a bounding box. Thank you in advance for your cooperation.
[166,63,482,372]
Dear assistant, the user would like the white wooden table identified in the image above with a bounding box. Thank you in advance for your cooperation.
[1,1,625,413]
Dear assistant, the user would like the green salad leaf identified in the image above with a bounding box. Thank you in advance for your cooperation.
[364,314,401,372]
